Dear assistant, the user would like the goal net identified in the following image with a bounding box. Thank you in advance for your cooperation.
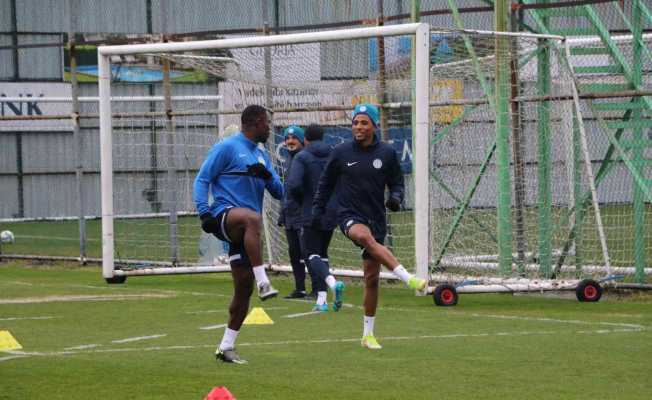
[98,23,430,281]
[99,24,649,290]
[429,30,652,291]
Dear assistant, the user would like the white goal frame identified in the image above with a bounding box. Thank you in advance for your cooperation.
[98,23,431,281]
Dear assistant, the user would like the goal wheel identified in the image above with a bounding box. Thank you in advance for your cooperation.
[575,279,602,302]
[433,284,458,307]
[105,275,127,284]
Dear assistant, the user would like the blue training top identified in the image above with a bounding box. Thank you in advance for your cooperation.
[193,132,283,217]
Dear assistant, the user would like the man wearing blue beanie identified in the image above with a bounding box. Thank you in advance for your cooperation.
[278,125,313,299]
[352,103,380,127]
[312,103,426,350]
[283,125,305,145]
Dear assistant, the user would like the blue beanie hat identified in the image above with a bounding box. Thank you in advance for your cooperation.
[352,103,380,127]
[283,125,305,144]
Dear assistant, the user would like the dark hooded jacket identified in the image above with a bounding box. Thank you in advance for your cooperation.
[286,141,338,230]
[311,134,404,237]
[279,149,303,229]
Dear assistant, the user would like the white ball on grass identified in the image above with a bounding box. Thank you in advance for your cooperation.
[1,230,14,243]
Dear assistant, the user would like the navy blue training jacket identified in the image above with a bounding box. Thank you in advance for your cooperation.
[286,141,338,230]
[279,150,303,229]
[312,134,404,236]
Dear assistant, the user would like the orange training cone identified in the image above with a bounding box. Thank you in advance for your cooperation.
[204,386,236,400]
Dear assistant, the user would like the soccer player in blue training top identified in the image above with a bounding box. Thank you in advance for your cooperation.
[278,125,311,299]
[286,124,344,312]
[193,104,284,364]
[312,103,426,350]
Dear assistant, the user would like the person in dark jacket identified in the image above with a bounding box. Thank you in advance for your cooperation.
[312,103,426,350]
[278,125,309,299]
[286,125,344,312]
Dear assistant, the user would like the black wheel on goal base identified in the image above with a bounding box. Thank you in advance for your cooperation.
[575,279,602,302]
[105,275,127,284]
[433,284,458,307]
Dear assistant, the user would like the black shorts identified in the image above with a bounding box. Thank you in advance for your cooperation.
[338,217,385,260]
[212,208,249,267]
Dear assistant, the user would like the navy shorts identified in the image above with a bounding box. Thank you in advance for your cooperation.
[212,208,249,267]
[339,217,385,260]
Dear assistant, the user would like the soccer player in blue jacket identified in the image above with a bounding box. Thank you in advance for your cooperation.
[286,125,344,312]
[193,105,283,364]
[312,104,426,350]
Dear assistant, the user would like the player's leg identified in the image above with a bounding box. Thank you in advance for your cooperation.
[216,254,254,364]
[319,228,333,269]
[361,258,382,349]
[300,227,344,311]
[223,207,278,299]
[284,228,306,298]
[226,265,254,331]
[319,229,344,311]
[347,223,426,291]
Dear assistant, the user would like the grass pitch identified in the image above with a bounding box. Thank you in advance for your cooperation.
[1,260,651,400]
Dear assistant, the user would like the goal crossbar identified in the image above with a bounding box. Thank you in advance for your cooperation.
[98,23,431,280]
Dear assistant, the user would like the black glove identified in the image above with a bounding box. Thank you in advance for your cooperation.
[385,197,401,212]
[200,213,219,234]
[247,163,272,180]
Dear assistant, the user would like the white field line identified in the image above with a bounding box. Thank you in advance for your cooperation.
[0,293,174,304]
[1,281,34,286]
[63,284,223,298]
[188,310,228,315]
[199,323,227,331]
[468,313,646,330]
[5,281,231,299]
[0,316,58,321]
[0,350,34,362]
[64,344,102,350]
[111,334,167,344]
[370,306,646,330]
[65,284,117,290]
[188,306,288,315]
[0,354,30,362]
[283,311,323,318]
[176,291,230,297]
[1,326,645,363]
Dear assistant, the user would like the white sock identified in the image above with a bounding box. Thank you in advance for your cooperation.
[252,265,269,285]
[325,275,337,291]
[219,327,239,351]
[363,315,375,337]
[317,291,327,306]
[391,264,413,284]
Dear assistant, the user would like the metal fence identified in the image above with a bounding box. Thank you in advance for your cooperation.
[0,0,638,263]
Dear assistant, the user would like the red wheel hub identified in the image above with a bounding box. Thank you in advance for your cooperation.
[442,289,454,304]
[584,285,597,299]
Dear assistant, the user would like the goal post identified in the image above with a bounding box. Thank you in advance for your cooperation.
[97,23,648,296]
[98,23,431,281]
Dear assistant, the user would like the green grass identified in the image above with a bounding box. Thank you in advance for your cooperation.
[0,214,415,269]
[2,203,651,281]
[1,260,651,399]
